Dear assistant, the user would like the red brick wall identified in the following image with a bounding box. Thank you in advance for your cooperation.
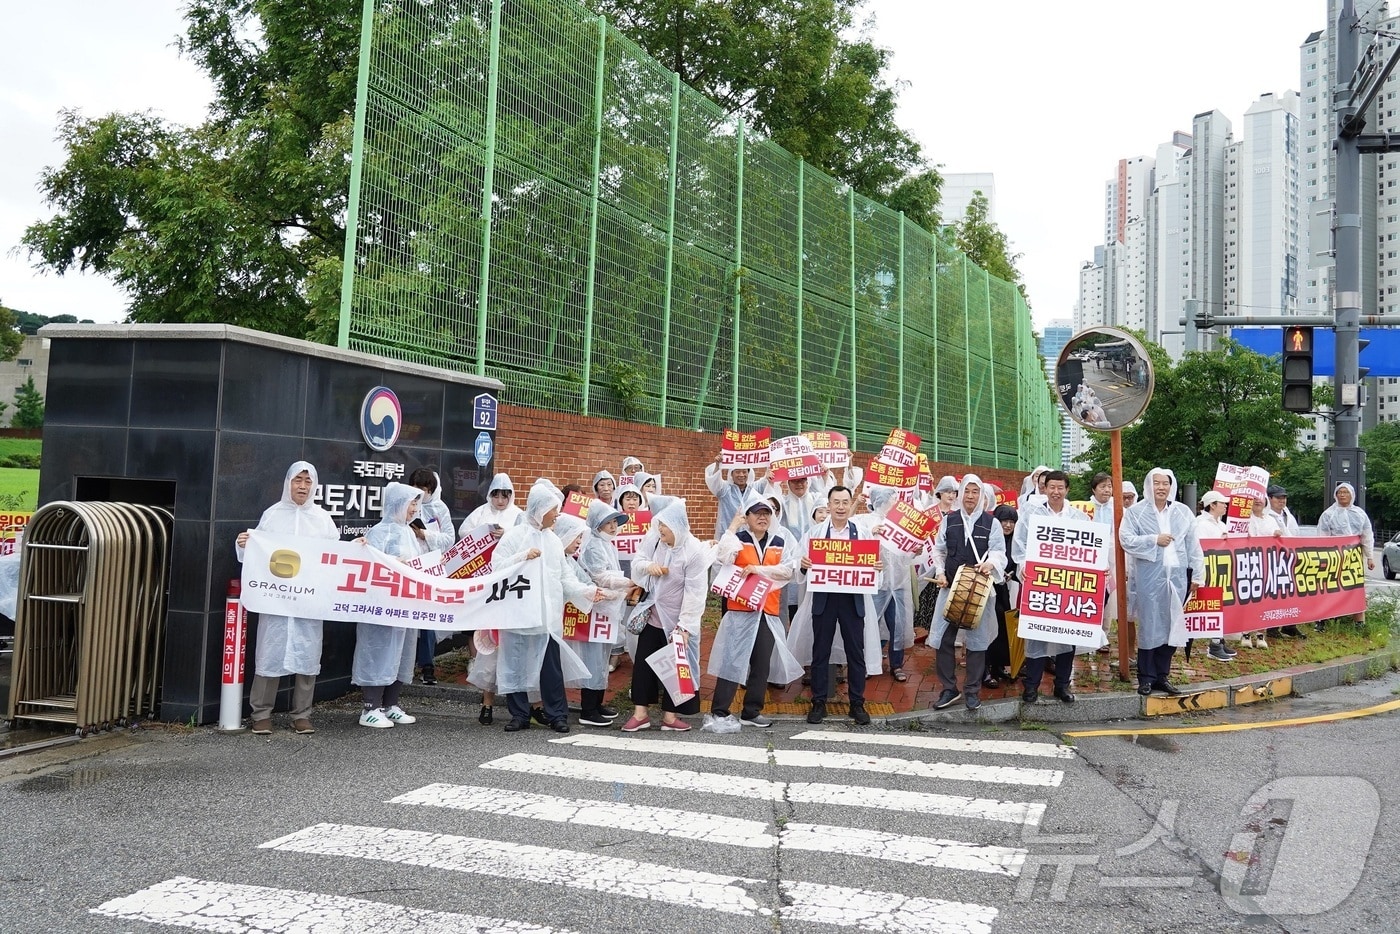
[495,404,1028,533]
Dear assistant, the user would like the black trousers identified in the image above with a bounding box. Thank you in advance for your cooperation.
[506,639,566,723]
[1022,650,1073,692]
[631,625,701,714]
[810,594,866,704]
[936,621,987,696]
[711,616,775,718]
[1138,645,1177,688]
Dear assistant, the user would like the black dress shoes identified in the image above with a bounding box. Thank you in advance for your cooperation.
[1152,681,1182,696]
[504,717,530,732]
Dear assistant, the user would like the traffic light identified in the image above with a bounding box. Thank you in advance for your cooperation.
[1282,325,1314,413]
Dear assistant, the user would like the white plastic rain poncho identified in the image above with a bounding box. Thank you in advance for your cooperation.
[493,479,594,694]
[353,482,428,686]
[705,462,755,538]
[1119,468,1204,651]
[579,504,636,648]
[1013,491,1092,658]
[1019,466,1050,512]
[418,470,455,552]
[460,473,521,537]
[554,514,617,691]
[709,490,804,686]
[929,475,1008,653]
[855,485,917,656]
[631,503,710,669]
[236,461,340,678]
[785,511,883,677]
[1317,483,1375,563]
[590,470,617,515]
[810,464,864,500]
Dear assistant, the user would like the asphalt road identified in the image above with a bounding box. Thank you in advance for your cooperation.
[2,672,1398,934]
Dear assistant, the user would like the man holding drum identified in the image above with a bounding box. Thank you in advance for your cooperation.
[928,475,1007,712]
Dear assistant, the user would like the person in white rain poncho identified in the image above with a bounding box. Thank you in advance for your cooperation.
[494,480,602,733]
[235,461,339,735]
[1317,482,1376,571]
[705,455,760,538]
[353,482,429,728]
[1019,466,1050,512]
[408,468,454,685]
[408,468,456,552]
[928,475,1007,712]
[1193,491,1238,662]
[788,486,882,726]
[577,504,636,723]
[622,502,711,732]
[1012,470,1090,704]
[590,470,616,514]
[1119,468,1203,697]
[705,491,802,732]
[856,485,917,683]
[461,473,521,540]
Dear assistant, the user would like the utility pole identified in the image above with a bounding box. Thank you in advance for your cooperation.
[1333,0,1366,502]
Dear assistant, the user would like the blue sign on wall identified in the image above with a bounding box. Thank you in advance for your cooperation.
[474,431,494,467]
[1230,327,1400,378]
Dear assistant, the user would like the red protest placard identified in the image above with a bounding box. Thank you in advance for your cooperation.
[807,538,880,593]
[802,431,851,469]
[613,510,652,558]
[562,602,617,642]
[561,491,592,519]
[1213,463,1268,536]
[1183,587,1224,638]
[710,564,775,611]
[769,435,825,481]
[867,457,919,489]
[1202,536,1367,632]
[881,428,921,459]
[876,500,938,554]
[721,427,771,469]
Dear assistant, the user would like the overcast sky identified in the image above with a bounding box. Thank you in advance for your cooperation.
[2,0,1333,334]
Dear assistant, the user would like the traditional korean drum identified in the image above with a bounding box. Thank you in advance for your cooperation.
[945,565,993,629]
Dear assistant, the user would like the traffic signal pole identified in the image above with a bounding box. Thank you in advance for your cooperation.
[1333,0,1365,501]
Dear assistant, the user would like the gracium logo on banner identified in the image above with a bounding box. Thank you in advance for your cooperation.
[268,549,302,578]
[360,386,402,452]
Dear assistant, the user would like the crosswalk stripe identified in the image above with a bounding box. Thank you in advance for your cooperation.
[390,782,1025,875]
[781,823,1026,875]
[390,782,776,848]
[550,734,1065,787]
[91,875,578,934]
[261,823,997,934]
[480,753,1046,826]
[790,729,1078,759]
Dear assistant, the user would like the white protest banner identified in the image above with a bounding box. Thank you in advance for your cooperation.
[801,431,851,469]
[721,428,771,469]
[562,602,616,643]
[1213,463,1269,536]
[241,530,540,632]
[875,500,938,555]
[710,563,776,611]
[806,538,880,594]
[645,628,697,704]
[406,524,497,579]
[1182,587,1225,639]
[769,435,825,481]
[614,510,652,559]
[1016,514,1109,648]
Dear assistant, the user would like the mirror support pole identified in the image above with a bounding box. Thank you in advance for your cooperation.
[1111,428,1134,678]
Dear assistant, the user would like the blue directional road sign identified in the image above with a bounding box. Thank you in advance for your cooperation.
[473,393,498,431]
[474,431,493,467]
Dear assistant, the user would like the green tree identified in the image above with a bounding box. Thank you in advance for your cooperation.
[1356,421,1400,529]
[21,0,359,341]
[589,0,942,227]
[0,304,27,362]
[953,192,1026,301]
[1077,338,1310,495]
[10,376,43,429]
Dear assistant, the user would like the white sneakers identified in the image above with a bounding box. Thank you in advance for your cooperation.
[359,707,394,729]
[359,705,415,728]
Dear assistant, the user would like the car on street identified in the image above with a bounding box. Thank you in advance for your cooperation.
[1383,531,1400,579]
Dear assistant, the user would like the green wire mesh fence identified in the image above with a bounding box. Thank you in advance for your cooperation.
[337,0,1061,469]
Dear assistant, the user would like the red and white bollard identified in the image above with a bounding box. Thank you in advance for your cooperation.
[218,579,248,731]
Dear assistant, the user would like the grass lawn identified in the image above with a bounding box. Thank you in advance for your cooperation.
[0,438,40,461]
[0,468,39,510]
